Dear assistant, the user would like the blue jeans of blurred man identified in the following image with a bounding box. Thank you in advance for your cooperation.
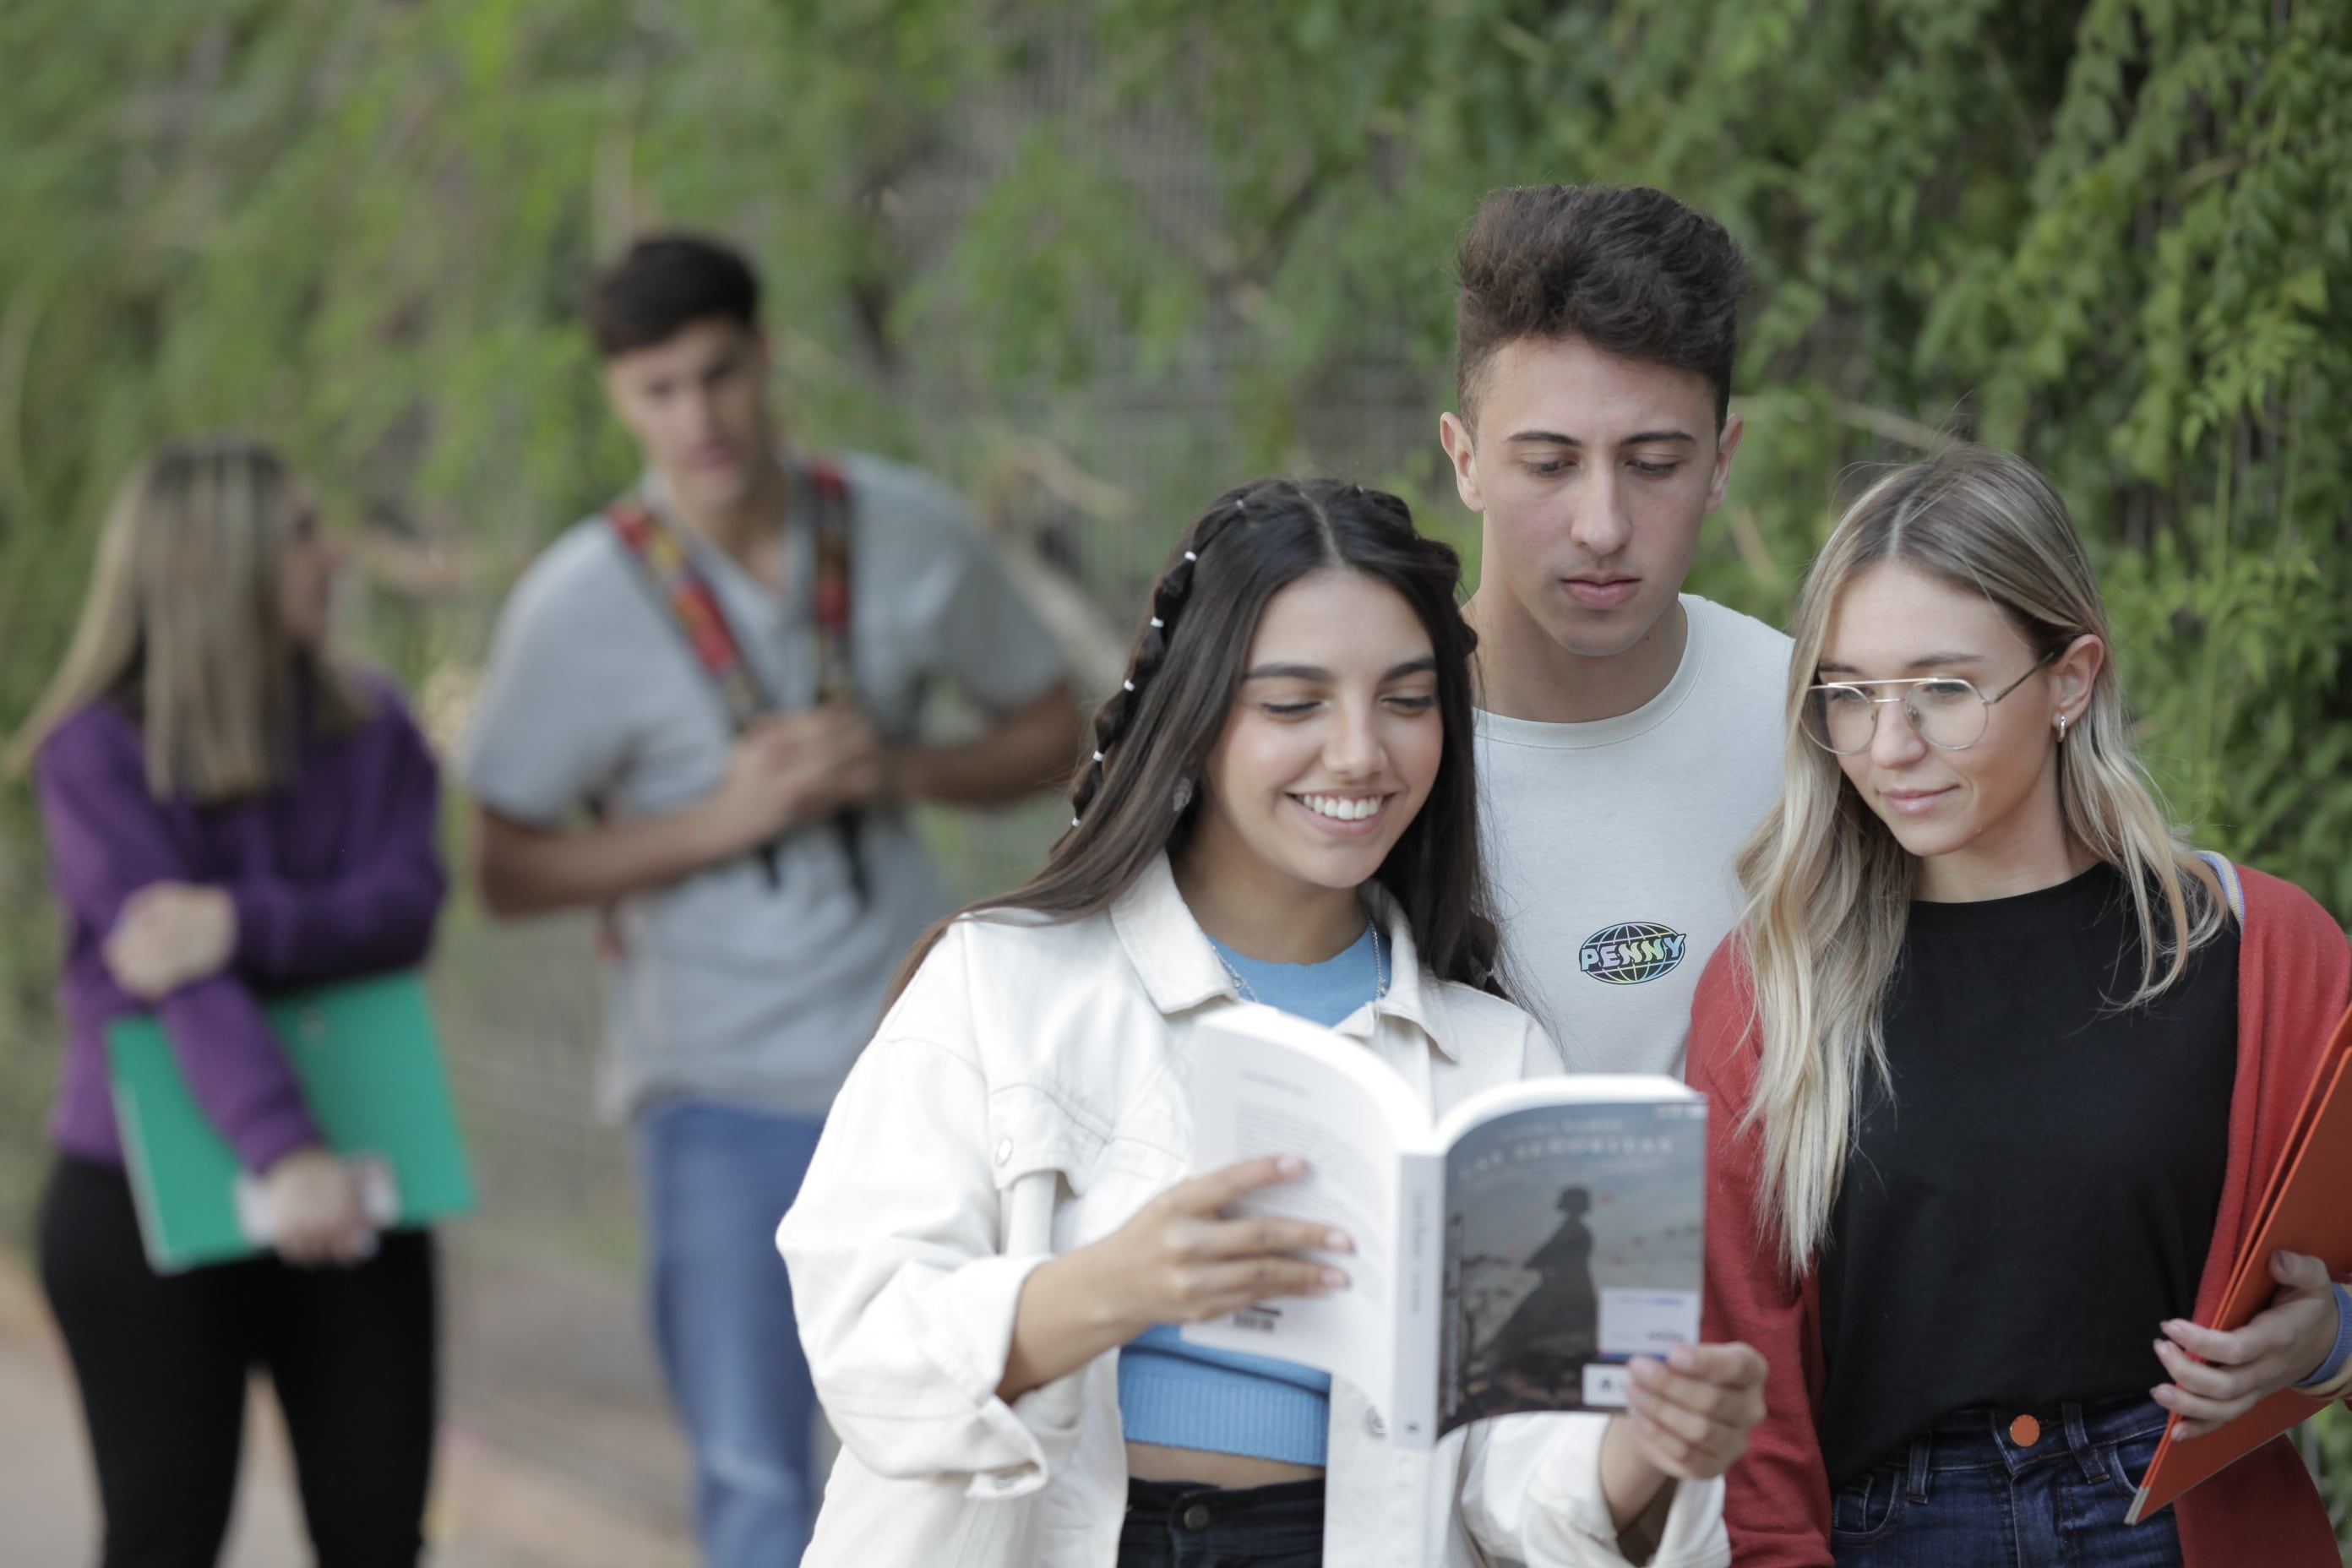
[640,1100,827,1567]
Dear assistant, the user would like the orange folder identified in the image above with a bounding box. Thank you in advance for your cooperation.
[2128,1000,2352,1523]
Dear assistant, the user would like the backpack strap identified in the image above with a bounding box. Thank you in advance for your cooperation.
[803,457,857,704]
[605,468,868,905]
[605,496,778,732]
[606,495,783,887]
[798,459,867,904]
[2196,849,2246,924]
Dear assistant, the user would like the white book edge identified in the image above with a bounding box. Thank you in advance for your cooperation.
[1391,1150,1445,1444]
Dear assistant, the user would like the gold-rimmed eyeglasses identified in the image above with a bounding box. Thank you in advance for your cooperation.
[1800,648,2061,755]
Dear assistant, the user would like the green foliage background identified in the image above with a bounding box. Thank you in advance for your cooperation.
[1,0,2347,1535]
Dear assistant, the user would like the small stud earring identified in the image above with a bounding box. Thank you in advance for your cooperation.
[1172,777,1194,813]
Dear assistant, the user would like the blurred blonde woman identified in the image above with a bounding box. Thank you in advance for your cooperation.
[11,438,445,1568]
[1690,447,2352,1568]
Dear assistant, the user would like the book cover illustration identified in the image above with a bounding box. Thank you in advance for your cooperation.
[1440,1098,1706,1428]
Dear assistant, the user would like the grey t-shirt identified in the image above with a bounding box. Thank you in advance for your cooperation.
[460,452,1066,1118]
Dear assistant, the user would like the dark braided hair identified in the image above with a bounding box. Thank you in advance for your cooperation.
[1066,492,1250,826]
[888,476,1508,1003]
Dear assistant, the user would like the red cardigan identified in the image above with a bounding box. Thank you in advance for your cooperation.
[1690,866,2352,1567]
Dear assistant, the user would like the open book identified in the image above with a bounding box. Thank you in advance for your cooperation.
[1184,1003,1706,1448]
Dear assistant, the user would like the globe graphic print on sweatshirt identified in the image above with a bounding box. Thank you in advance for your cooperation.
[1578,922,1689,986]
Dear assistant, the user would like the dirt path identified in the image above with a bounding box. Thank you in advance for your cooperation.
[0,1248,693,1568]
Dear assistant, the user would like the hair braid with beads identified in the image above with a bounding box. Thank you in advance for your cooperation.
[1069,495,1248,825]
[886,476,1506,1004]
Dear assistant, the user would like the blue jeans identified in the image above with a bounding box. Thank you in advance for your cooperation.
[1119,1477,1326,1567]
[639,1100,826,1568]
[1830,1397,2184,1568]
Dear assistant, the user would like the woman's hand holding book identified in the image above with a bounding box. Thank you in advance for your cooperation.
[1595,1342,1767,1534]
[997,1156,1350,1403]
[259,1146,378,1268]
[2153,1250,2345,1437]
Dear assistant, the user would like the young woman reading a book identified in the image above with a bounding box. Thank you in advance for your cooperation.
[10,438,446,1567]
[777,478,1766,1568]
[1690,446,2352,1568]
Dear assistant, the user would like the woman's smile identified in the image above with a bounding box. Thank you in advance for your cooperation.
[1288,791,1392,830]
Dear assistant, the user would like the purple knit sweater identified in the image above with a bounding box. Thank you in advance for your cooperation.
[35,672,446,1172]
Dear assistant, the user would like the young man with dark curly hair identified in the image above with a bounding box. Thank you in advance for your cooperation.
[1440,184,1791,1079]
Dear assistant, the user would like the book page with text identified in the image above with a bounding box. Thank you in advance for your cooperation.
[1183,1005,1421,1416]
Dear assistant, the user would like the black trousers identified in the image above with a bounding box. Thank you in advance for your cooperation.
[1119,1477,1326,1567]
[36,1155,437,1568]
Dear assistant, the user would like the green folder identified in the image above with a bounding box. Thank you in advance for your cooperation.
[105,971,476,1273]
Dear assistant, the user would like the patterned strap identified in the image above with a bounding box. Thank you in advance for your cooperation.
[2195,849,2246,923]
[605,496,776,733]
[799,460,867,904]
[803,458,856,704]
[604,460,858,725]
[606,463,867,904]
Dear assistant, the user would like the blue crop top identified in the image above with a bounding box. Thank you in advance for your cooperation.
[1115,924,1386,1467]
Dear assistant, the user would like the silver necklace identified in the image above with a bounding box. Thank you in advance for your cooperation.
[1213,922,1388,1006]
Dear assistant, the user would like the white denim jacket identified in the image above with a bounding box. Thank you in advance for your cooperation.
[776,854,1729,1567]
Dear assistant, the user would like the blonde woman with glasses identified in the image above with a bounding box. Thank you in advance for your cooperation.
[1690,447,2352,1568]
[10,438,445,1568]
